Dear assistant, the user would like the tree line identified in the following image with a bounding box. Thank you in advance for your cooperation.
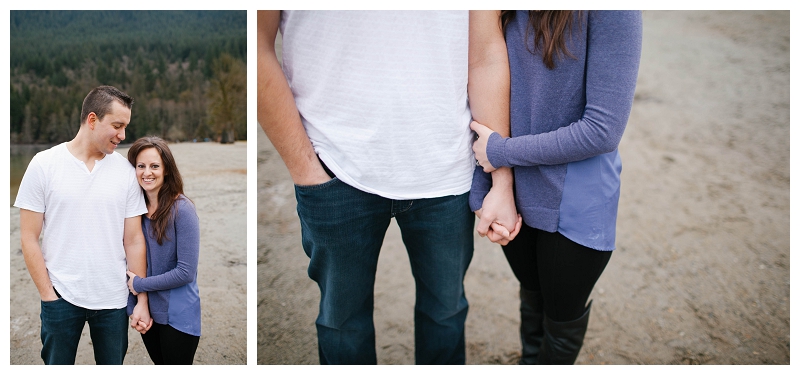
[10,10,247,145]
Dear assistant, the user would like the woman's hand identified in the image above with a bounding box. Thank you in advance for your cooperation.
[476,209,522,246]
[490,215,522,246]
[475,182,523,245]
[126,270,139,296]
[131,302,153,334]
[470,121,498,173]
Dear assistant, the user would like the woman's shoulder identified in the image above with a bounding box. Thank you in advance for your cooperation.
[587,11,642,46]
[588,10,642,25]
[172,195,199,232]
[173,194,198,215]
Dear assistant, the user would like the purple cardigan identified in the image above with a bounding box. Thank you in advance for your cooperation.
[470,11,642,250]
[128,195,201,336]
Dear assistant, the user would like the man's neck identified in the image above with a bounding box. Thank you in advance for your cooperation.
[67,128,106,170]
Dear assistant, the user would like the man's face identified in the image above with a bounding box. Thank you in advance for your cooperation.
[89,100,131,155]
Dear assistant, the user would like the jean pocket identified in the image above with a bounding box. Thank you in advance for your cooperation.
[294,177,340,191]
[41,297,63,305]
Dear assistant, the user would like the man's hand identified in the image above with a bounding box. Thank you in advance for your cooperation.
[20,209,62,302]
[41,285,59,302]
[130,300,153,334]
[475,178,522,245]
[126,270,138,296]
[476,209,522,246]
[293,160,332,187]
[471,120,497,173]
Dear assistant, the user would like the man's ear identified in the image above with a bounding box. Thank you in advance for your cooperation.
[87,112,97,129]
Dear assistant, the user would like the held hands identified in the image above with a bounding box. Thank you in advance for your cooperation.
[471,121,497,173]
[130,301,153,334]
[476,209,522,245]
[475,184,522,246]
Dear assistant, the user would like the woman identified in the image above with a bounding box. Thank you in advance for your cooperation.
[470,11,642,364]
[126,136,201,365]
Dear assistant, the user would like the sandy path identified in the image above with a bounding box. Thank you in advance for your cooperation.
[257,10,789,365]
[9,141,248,365]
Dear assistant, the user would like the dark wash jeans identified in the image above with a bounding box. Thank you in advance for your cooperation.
[40,294,128,365]
[295,178,474,364]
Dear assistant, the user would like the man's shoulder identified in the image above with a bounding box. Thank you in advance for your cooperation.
[27,143,67,168]
[107,150,135,170]
[36,142,66,158]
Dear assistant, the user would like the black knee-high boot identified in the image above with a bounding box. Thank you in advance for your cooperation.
[518,286,544,364]
[538,300,592,365]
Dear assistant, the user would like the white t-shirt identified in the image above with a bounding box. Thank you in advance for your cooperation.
[280,11,474,199]
[14,143,147,310]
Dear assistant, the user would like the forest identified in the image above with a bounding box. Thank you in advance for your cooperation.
[9,10,247,144]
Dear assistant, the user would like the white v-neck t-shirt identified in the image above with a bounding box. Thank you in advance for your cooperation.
[15,142,147,309]
[280,11,474,199]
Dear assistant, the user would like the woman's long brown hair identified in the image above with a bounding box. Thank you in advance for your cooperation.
[501,10,581,70]
[127,136,188,245]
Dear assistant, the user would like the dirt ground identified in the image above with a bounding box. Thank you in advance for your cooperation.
[9,141,248,365]
[257,10,790,365]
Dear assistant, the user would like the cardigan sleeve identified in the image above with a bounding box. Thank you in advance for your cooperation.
[487,11,642,168]
[468,165,492,211]
[133,198,200,293]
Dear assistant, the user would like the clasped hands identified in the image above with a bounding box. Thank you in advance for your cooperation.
[126,270,153,334]
[471,120,522,245]
[475,186,522,246]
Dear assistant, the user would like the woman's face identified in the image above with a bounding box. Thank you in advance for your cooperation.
[135,147,165,196]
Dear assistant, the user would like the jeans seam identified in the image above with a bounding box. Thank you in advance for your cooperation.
[391,200,414,216]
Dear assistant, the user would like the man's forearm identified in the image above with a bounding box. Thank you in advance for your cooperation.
[21,240,55,300]
[124,236,150,309]
[257,10,329,186]
[20,209,56,300]
[468,10,513,186]
[124,239,147,278]
[468,10,510,135]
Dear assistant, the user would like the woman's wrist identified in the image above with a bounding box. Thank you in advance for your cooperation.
[486,132,509,169]
[133,275,143,294]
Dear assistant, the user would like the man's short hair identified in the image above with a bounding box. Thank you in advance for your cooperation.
[80,86,134,125]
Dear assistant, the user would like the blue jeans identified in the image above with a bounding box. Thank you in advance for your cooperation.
[295,178,474,364]
[40,292,128,365]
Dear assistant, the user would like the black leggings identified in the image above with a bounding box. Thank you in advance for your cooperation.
[502,225,613,322]
[140,322,200,365]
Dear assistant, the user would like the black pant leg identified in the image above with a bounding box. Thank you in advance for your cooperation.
[159,323,200,365]
[141,323,165,365]
[535,229,612,322]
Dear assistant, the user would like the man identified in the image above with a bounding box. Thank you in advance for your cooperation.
[258,11,518,364]
[15,85,153,365]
